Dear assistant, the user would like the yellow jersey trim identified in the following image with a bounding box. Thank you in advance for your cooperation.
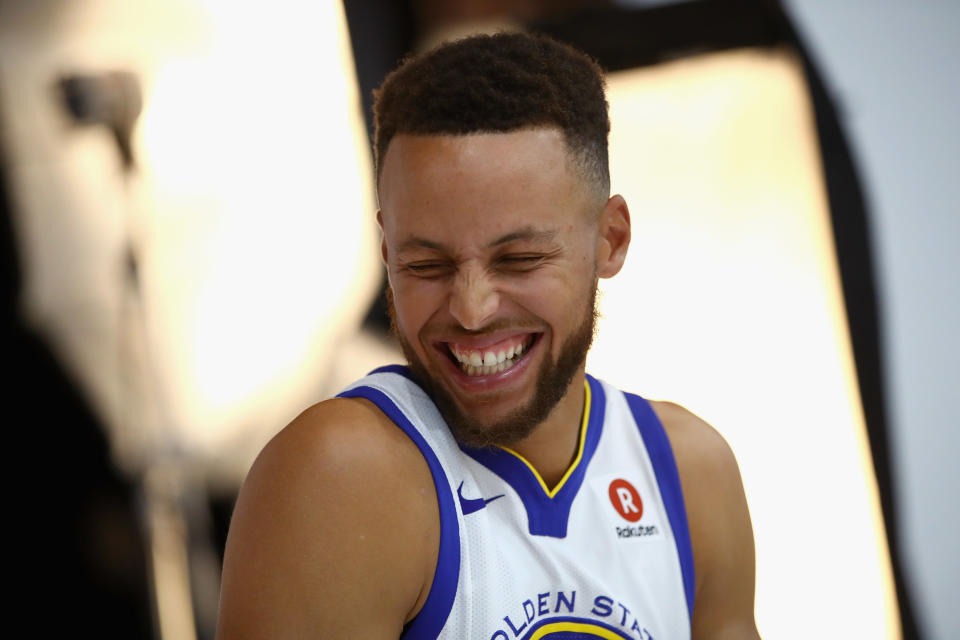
[527,620,628,640]
[497,379,591,498]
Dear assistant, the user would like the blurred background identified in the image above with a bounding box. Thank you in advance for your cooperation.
[1,0,955,638]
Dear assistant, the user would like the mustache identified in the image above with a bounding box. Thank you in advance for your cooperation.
[385,286,541,340]
[424,321,543,340]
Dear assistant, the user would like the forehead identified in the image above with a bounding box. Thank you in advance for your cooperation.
[378,129,592,244]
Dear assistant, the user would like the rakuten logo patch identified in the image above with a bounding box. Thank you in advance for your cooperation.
[608,478,643,523]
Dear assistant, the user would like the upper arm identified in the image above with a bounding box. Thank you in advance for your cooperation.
[652,401,760,640]
[216,398,439,639]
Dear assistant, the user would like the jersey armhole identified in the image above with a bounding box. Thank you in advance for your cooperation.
[624,392,696,622]
[338,384,460,640]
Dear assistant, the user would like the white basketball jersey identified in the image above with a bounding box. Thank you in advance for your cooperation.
[338,366,694,640]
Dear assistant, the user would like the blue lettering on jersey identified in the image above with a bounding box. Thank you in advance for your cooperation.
[523,600,536,623]
[489,590,654,640]
[538,592,551,616]
[591,595,614,617]
[556,590,576,613]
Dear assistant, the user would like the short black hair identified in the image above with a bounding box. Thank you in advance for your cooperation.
[373,31,610,197]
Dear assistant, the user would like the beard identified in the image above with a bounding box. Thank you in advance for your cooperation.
[387,286,598,448]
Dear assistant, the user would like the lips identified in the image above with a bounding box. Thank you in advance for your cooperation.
[429,331,542,392]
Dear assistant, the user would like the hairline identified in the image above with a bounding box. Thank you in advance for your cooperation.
[375,125,609,212]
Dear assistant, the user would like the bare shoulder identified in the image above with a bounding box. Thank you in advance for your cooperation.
[263,396,432,486]
[649,401,761,640]
[216,397,439,639]
[649,401,740,485]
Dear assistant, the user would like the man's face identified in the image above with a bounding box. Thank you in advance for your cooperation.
[378,129,608,447]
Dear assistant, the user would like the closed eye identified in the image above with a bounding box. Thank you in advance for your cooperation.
[404,262,453,277]
[498,255,546,269]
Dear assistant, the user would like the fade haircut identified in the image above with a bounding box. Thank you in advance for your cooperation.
[373,32,610,200]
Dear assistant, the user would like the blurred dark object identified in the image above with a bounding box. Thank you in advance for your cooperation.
[343,0,416,333]
[2,96,152,636]
[410,0,611,35]
[58,71,142,169]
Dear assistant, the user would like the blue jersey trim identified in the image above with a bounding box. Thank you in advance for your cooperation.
[367,363,420,383]
[460,375,607,538]
[337,383,460,640]
[624,393,696,622]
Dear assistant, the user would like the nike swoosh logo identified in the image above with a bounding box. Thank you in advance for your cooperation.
[457,481,505,515]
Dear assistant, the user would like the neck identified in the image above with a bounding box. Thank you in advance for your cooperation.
[507,367,587,490]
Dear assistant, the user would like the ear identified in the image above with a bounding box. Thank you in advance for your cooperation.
[376,210,388,265]
[596,195,631,279]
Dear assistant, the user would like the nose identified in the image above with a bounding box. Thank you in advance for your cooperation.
[449,264,499,331]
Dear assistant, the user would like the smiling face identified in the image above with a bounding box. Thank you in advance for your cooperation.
[378,128,629,447]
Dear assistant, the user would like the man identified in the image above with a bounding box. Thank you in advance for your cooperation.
[217,32,759,639]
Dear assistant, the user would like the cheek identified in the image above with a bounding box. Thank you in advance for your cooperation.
[508,272,582,326]
[392,279,443,338]
[531,272,594,333]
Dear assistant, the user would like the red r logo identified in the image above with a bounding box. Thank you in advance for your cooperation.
[608,479,643,522]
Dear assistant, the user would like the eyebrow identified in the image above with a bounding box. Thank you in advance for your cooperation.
[396,227,558,254]
[489,227,558,247]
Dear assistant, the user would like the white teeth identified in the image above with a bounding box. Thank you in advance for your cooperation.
[451,336,534,376]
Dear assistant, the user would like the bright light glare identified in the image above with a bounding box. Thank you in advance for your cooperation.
[589,47,900,638]
[137,0,379,461]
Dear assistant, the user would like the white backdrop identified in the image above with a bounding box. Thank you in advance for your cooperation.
[781,3,960,638]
